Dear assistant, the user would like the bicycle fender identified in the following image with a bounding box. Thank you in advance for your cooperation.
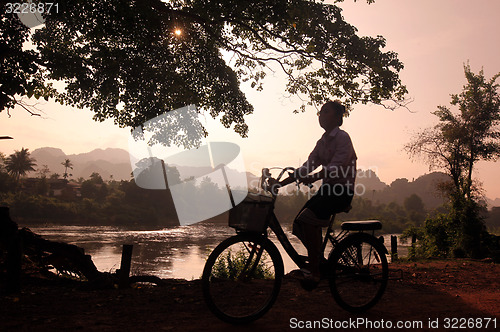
[342,232,389,255]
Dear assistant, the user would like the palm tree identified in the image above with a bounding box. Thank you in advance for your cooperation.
[0,152,6,172]
[61,159,73,180]
[5,148,37,183]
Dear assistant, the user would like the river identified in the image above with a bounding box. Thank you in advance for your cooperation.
[26,223,410,280]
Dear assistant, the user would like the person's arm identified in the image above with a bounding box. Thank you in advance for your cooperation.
[323,131,356,181]
[299,168,328,184]
[274,169,321,191]
[301,131,356,185]
[278,175,297,187]
[274,136,328,188]
[276,169,324,187]
[292,140,321,184]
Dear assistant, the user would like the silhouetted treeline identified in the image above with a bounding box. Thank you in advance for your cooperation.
[0,172,179,227]
[274,188,432,234]
[1,169,498,233]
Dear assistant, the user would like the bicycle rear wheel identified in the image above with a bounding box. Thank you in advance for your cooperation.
[202,233,284,324]
[328,233,388,313]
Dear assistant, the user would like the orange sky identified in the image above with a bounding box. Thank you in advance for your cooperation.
[1,0,499,199]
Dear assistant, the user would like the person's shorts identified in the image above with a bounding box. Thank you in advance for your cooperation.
[300,183,354,220]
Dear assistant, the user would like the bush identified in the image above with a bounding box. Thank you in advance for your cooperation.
[402,197,494,259]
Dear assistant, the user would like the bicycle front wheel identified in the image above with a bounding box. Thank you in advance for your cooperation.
[202,233,284,324]
[328,233,388,313]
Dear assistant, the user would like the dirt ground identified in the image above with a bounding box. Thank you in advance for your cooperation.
[1,259,499,331]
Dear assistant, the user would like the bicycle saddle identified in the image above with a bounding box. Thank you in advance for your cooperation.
[341,220,382,231]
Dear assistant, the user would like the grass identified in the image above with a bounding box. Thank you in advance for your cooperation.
[212,248,275,280]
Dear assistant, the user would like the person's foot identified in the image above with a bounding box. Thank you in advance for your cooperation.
[285,269,305,280]
[300,278,319,291]
[301,268,320,281]
[286,268,319,281]
[286,269,320,290]
[299,269,320,291]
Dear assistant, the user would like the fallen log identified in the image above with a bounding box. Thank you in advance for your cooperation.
[19,227,102,282]
[1,207,167,291]
[1,206,111,290]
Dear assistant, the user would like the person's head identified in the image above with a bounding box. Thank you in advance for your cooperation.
[318,100,345,131]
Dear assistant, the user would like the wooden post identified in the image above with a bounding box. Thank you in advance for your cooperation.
[118,244,133,289]
[7,235,22,293]
[390,235,398,262]
[1,207,22,293]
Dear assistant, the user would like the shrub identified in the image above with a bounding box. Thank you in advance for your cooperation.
[212,248,274,280]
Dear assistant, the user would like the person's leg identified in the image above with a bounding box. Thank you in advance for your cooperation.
[293,208,328,280]
[302,224,322,279]
[292,184,353,279]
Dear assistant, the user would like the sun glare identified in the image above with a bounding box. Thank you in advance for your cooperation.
[174,28,182,36]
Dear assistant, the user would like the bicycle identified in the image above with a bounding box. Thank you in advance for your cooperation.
[202,167,389,324]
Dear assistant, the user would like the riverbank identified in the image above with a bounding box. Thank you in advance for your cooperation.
[21,224,413,280]
[1,259,498,331]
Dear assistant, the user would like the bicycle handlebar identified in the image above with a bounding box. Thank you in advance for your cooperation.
[260,167,297,196]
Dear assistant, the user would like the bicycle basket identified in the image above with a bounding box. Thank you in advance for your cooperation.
[228,193,273,232]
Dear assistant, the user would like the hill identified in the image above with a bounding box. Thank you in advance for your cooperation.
[368,172,450,211]
[356,169,388,192]
[30,147,133,181]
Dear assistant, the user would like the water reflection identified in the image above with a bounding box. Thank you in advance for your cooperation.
[26,224,410,280]
[27,224,236,280]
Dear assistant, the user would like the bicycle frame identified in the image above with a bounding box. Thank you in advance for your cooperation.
[267,212,305,268]
[256,166,346,271]
[258,167,306,268]
[266,206,354,270]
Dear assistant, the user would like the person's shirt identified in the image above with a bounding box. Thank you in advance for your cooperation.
[296,126,357,187]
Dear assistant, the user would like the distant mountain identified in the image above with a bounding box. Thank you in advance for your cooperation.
[356,169,388,192]
[366,172,450,211]
[30,147,133,181]
[67,148,130,165]
[30,147,66,160]
[27,148,499,210]
[30,147,257,185]
[487,197,500,209]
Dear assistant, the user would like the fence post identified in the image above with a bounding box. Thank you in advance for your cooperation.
[118,244,133,289]
[390,235,398,262]
[1,207,22,293]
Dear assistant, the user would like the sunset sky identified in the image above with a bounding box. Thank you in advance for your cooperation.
[1,0,499,200]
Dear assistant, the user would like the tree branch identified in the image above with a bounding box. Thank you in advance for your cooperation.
[12,97,43,117]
